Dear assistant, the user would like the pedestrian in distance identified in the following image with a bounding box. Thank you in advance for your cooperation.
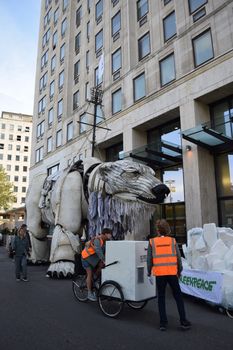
[12,224,30,282]
[81,228,112,301]
[147,219,191,331]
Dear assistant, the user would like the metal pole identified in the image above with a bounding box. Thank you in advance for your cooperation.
[91,100,97,157]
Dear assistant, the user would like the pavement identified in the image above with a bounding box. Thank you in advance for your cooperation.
[0,246,232,350]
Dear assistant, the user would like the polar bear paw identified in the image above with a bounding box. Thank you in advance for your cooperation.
[46,261,75,278]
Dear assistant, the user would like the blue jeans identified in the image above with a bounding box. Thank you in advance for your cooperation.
[15,255,27,279]
[156,275,186,325]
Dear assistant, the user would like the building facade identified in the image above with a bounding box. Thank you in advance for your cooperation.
[31,0,233,243]
[0,111,32,209]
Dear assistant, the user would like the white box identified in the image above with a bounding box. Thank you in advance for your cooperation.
[102,241,156,302]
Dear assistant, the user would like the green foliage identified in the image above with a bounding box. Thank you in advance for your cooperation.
[0,166,16,210]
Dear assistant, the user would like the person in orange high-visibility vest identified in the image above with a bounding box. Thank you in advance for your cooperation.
[147,219,191,331]
[81,228,112,301]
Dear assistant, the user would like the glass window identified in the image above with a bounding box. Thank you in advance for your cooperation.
[95,66,103,86]
[193,29,214,67]
[112,88,122,114]
[56,130,62,147]
[80,113,87,134]
[67,121,73,141]
[85,82,90,101]
[54,8,59,24]
[163,11,176,41]
[76,6,82,28]
[61,18,67,36]
[53,31,58,47]
[74,60,80,79]
[112,48,121,73]
[160,53,175,86]
[87,21,90,39]
[137,0,148,21]
[16,155,20,161]
[63,0,68,11]
[50,80,55,98]
[96,0,103,21]
[86,50,90,68]
[215,154,233,198]
[22,187,26,193]
[58,99,63,118]
[7,154,12,160]
[16,145,20,151]
[22,176,27,182]
[15,165,19,171]
[47,136,52,153]
[8,144,13,150]
[95,29,103,52]
[23,156,28,162]
[38,96,46,113]
[47,164,59,176]
[48,108,54,124]
[51,55,56,72]
[112,11,121,36]
[96,105,103,124]
[138,32,150,60]
[7,164,11,171]
[36,147,43,163]
[60,44,65,61]
[59,70,64,89]
[133,73,146,101]
[73,90,79,110]
[164,0,172,5]
[14,176,19,182]
[75,32,81,53]
[189,0,207,14]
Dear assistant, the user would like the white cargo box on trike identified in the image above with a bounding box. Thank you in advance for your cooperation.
[102,240,156,301]
[72,240,156,318]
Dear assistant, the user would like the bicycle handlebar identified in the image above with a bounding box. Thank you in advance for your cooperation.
[103,260,119,268]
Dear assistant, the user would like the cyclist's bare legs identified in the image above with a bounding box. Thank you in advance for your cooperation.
[86,267,93,292]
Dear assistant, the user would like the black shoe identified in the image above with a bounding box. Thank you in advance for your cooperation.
[159,324,167,331]
[180,320,191,330]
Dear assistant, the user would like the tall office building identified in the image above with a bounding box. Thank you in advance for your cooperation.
[0,111,32,209]
[31,0,233,243]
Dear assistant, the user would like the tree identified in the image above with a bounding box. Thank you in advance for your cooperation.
[0,166,16,210]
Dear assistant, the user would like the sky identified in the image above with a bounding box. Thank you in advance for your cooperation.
[0,0,41,117]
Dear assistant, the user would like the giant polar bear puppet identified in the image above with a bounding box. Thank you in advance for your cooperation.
[26,157,170,277]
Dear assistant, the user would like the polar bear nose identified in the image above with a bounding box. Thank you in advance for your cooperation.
[152,184,170,201]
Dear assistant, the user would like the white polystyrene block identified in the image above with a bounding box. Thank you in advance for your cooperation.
[211,259,225,271]
[224,246,233,269]
[192,256,207,270]
[210,239,228,259]
[195,235,207,252]
[102,241,156,301]
[205,253,219,270]
[187,228,203,249]
[182,244,187,258]
[181,257,190,269]
[218,227,233,248]
[203,223,218,248]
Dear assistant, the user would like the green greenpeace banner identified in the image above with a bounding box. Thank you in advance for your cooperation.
[179,269,223,304]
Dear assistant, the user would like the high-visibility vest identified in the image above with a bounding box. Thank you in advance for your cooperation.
[150,236,178,276]
[81,237,104,260]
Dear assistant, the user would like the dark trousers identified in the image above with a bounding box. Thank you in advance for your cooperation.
[15,255,27,279]
[156,275,186,325]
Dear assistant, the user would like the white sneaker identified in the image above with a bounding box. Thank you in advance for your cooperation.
[88,291,97,302]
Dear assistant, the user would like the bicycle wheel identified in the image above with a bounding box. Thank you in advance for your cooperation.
[126,300,148,310]
[72,275,88,302]
[98,280,124,318]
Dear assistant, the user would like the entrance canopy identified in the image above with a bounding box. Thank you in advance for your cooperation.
[182,122,233,154]
[122,141,182,169]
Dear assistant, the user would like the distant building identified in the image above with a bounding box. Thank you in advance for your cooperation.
[30,0,233,243]
[0,111,32,209]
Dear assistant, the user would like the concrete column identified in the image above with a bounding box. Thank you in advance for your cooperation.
[180,100,218,230]
[123,128,147,152]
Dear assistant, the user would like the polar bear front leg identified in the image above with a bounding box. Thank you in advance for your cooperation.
[46,225,80,278]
